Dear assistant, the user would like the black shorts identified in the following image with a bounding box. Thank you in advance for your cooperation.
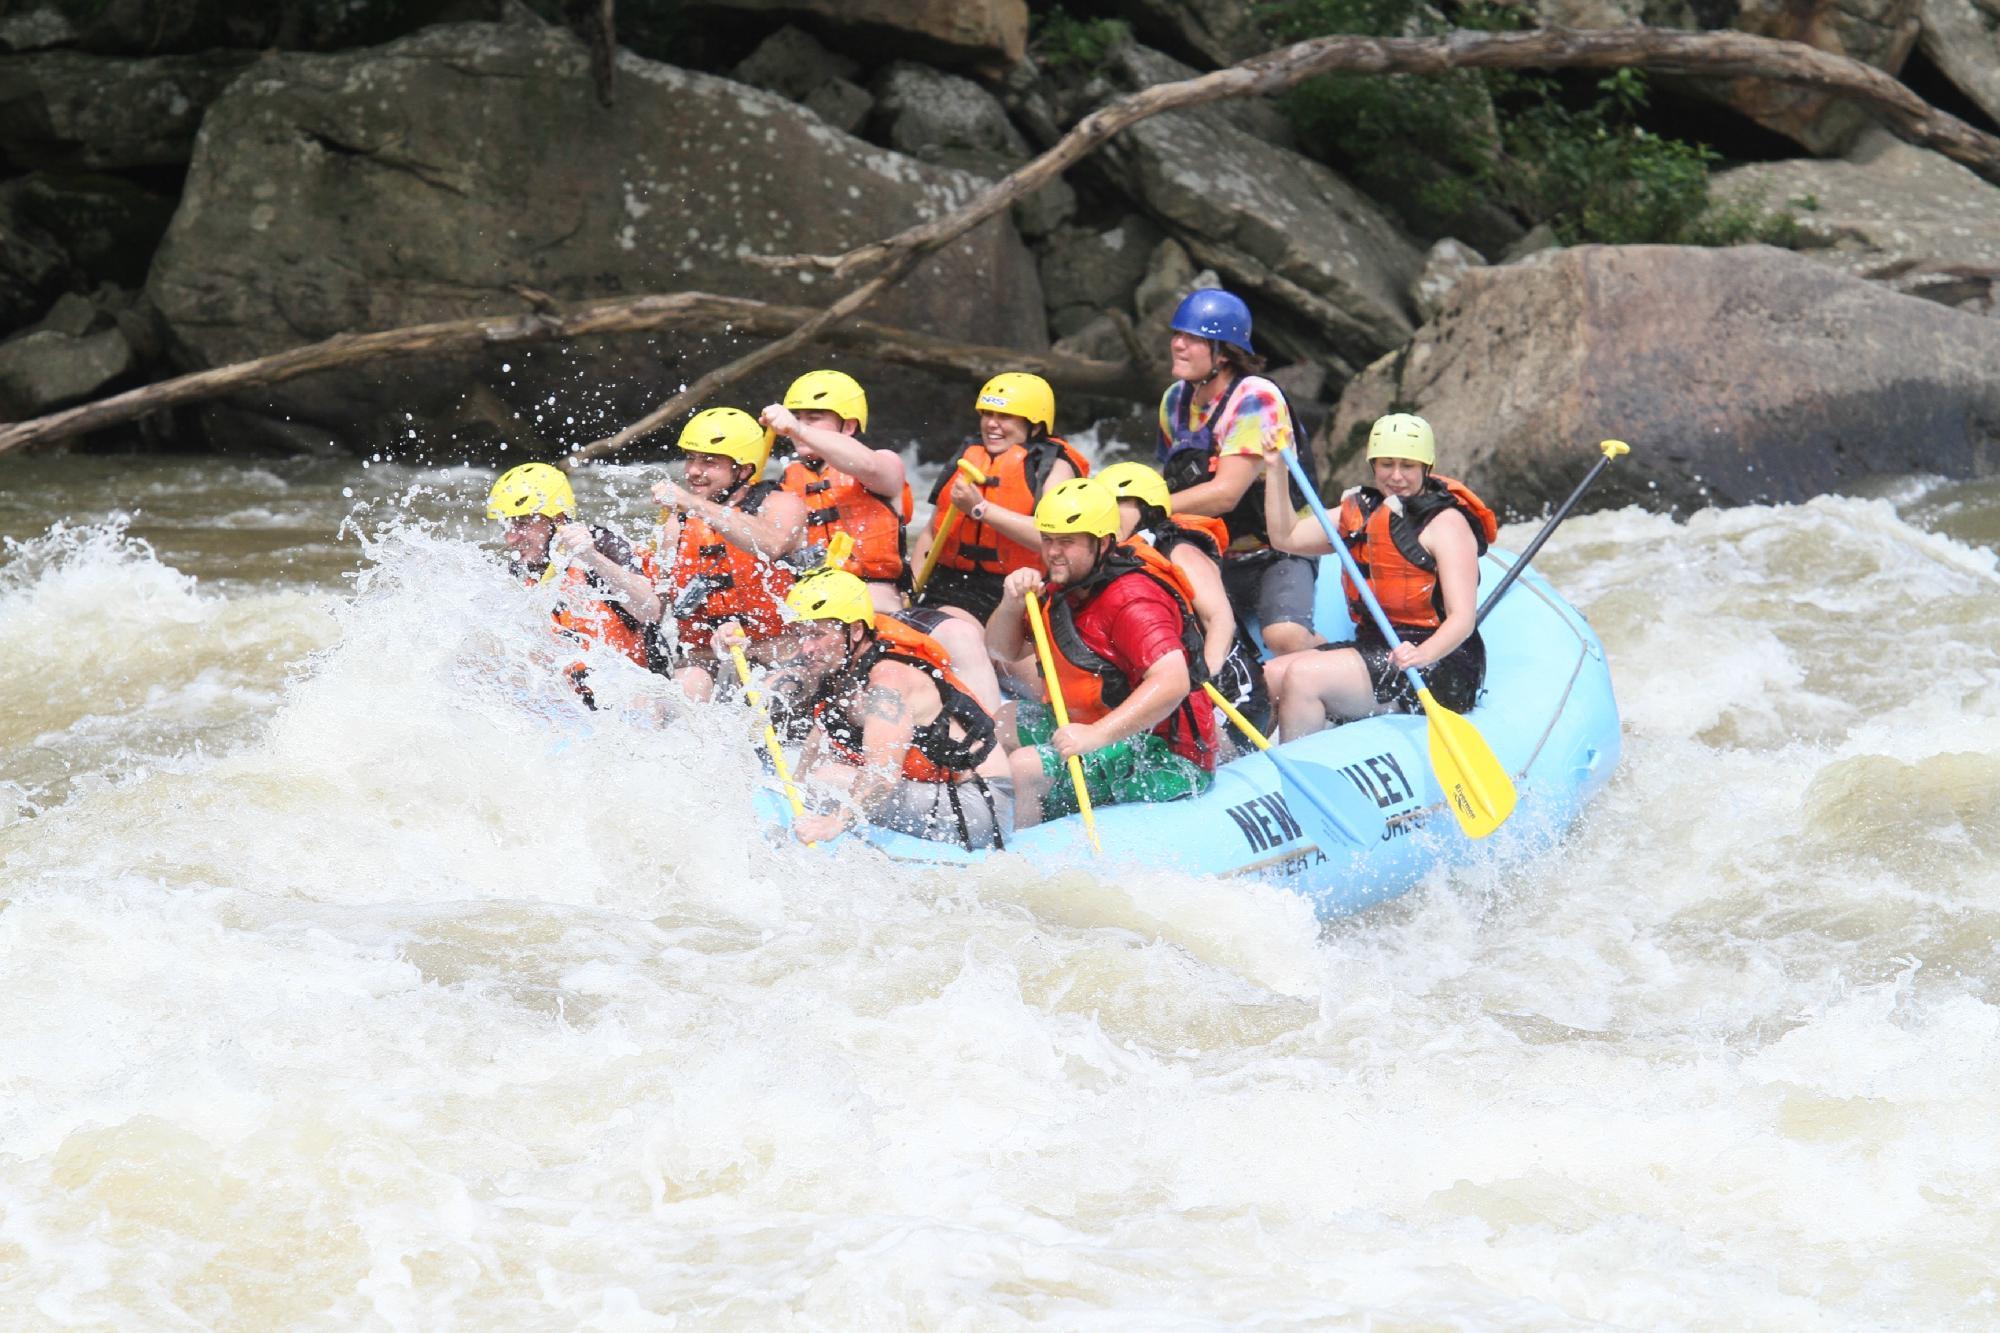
[914,565,1005,622]
[1323,624,1485,714]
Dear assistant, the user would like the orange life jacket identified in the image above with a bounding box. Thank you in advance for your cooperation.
[1168,511,1228,556]
[777,454,913,586]
[666,480,794,646]
[1034,541,1213,764]
[529,532,660,704]
[1338,474,1498,631]
[815,615,997,784]
[926,435,1090,577]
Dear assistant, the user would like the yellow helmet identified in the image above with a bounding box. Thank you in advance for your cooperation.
[1366,413,1436,467]
[783,369,868,431]
[1034,477,1120,538]
[677,407,771,481]
[486,462,575,522]
[974,372,1055,433]
[785,566,876,628]
[1095,461,1171,514]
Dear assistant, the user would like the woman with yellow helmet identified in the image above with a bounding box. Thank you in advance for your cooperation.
[910,371,1089,621]
[651,406,809,702]
[485,462,665,707]
[1260,412,1499,737]
[775,566,1013,849]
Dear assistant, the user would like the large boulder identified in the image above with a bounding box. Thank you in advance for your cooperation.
[0,49,256,170]
[1086,44,1424,383]
[1323,245,2000,513]
[145,21,1046,454]
[0,0,515,55]
[1525,0,1921,154]
[1712,129,2000,317]
[681,0,1028,67]
[1917,0,2000,136]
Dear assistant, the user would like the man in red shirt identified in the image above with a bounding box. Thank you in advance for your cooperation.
[985,477,1216,828]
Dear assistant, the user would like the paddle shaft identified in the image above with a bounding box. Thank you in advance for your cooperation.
[1024,588,1101,854]
[1279,448,1429,698]
[910,458,991,595]
[731,645,808,825]
[1475,441,1627,629]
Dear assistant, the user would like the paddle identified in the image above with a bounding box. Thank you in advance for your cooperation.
[731,644,813,844]
[1023,587,1101,854]
[1475,439,1629,629]
[1203,682,1381,851]
[1278,445,1517,839]
[911,458,991,595]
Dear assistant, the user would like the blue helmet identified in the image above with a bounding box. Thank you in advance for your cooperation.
[1169,288,1254,355]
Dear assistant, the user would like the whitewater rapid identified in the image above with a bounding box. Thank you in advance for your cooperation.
[2,457,1997,1327]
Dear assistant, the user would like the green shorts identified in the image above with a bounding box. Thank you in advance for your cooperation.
[1018,713,1212,821]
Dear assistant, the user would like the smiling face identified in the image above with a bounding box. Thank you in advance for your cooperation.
[1168,330,1216,383]
[978,410,1031,451]
[681,450,742,500]
[1370,455,1429,498]
[1039,530,1105,588]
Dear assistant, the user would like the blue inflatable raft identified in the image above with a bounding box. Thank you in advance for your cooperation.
[760,549,1620,919]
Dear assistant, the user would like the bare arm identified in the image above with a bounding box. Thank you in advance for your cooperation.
[655,481,806,560]
[1089,650,1191,746]
[764,404,906,499]
[1399,509,1480,669]
[1262,452,1331,555]
[948,455,1076,550]
[1173,547,1236,675]
[985,568,1044,692]
[1168,452,1258,518]
[554,522,664,624]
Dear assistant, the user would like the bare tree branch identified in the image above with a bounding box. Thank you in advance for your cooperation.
[0,293,1149,457]
[6,27,1995,461]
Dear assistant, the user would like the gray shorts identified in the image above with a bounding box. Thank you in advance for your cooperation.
[876,776,1014,849]
[1221,550,1318,630]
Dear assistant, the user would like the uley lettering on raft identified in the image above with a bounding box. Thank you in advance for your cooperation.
[1339,750,1415,809]
[1224,792,1305,852]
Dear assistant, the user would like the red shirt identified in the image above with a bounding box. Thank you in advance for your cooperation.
[1066,570,1217,769]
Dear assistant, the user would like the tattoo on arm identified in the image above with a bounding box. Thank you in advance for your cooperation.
[860,685,906,723]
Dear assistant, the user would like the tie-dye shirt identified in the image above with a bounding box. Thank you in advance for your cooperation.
[1156,375,1296,462]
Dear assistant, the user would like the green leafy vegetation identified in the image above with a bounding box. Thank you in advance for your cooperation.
[1258,0,1804,248]
[1031,6,1133,73]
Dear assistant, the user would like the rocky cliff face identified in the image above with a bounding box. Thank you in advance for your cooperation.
[4,0,2000,507]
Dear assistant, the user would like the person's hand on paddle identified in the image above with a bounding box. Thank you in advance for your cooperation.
[1001,567,1045,604]
[792,807,853,845]
[947,475,983,514]
[710,620,748,656]
[551,521,594,563]
[1389,640,1432,672]
[1049,720,1105,761]
[651,478,694,512]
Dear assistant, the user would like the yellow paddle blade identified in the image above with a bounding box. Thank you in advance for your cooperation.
[824,531,855,571]
[1417,688,1517,839]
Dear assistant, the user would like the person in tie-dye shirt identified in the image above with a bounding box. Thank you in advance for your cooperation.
[1155,289,1325,658]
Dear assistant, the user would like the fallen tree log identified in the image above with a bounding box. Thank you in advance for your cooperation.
[7,26,1997,461]
[0,293,1155,457]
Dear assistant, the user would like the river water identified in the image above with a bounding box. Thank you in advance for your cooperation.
[2,453,1997,1328]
